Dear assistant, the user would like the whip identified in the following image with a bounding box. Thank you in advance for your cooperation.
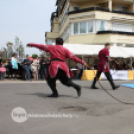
[86,65,134,105]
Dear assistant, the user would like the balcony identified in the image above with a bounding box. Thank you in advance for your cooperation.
[45,32,59,39]
[68,32,134,45]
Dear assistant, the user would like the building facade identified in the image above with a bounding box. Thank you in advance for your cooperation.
[45,0,134,46]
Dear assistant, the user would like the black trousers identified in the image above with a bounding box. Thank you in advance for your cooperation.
[95,71,113,81]
[46,69,80,95]
[40,67,45,79]
[93,71,115,88]
[78,70,83,79]
[11,69,17,78]
[0,72,5,80]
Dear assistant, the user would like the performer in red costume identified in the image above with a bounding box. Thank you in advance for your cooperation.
[91,43,120,90]
[27,38,88,97]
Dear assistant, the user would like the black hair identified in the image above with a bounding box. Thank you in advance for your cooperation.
[105,43,111,47]
[56,38,64,45]
[12,53,17,57]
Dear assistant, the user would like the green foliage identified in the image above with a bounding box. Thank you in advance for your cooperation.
[1,59,6,63]
[32,54,38,59]
[14,37,25,58]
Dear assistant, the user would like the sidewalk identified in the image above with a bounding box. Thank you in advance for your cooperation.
[0,79,47,83]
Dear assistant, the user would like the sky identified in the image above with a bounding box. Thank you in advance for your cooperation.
[0,0,56,56]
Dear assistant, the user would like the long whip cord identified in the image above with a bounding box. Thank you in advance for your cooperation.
[88,65,134,105]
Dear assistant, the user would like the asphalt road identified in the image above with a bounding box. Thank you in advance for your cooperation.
[0,80,134,134]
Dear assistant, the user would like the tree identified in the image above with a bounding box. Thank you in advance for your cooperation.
[32,54,38,59]
[14,37,25,58]
[0,50,2,57]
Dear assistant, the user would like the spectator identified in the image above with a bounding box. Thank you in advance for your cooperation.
[5,60,12,78]
[132,62,134,70]
[127,64,131,70]
[11,53,18,79]
[0,60,6,81]
[0,56,2,67]
[18,54,24,63]
[90,64,94,70]
[44,58,50,76]
[23,55,32,81]
[76,63,83,79]
[39,56,46,80]
[114,60,121,70]
[122,63,127,70]
[31,55,39,81]
[132,65,134,70]
[111,63,116,70]
[46,57,51,64]
[94,64,97,70]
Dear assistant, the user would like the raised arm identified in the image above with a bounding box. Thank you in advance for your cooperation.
[65,48,87,67]
[27,43,45,50]
[27,43,50,52]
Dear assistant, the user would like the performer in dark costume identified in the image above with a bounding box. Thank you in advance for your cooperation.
[27,38,88,97]
[91,43,120,90]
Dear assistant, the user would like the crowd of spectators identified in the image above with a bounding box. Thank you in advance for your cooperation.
[71,59,134,79]
[1,54,134,81]
[0,53,50,81]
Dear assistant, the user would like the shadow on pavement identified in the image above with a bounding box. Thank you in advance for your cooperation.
[82,86,112,90]
[17,92,78,99]
[17,92,48,98]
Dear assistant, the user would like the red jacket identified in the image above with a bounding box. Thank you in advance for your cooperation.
[98,48,110,72]
[29,43,85,78]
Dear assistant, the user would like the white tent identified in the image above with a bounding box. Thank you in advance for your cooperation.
[63,44,133,58]
[118,47,134,58]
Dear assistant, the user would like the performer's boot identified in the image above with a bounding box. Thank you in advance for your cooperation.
[70,82,81,97]
[47,81,59,97]
[48,89,58,98]
[109,80,120,90]
[90,77,98,89]
[105,73,120,90]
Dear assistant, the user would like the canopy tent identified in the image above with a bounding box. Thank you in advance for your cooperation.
[118,47,134,58]
[63,44,134,58]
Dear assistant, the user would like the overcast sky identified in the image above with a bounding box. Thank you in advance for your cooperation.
[0,0,56,56]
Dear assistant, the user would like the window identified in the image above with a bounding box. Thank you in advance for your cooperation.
[62,27,70,40]
[47,40,53,45]
[112,23,133,32]
[114,5,128,12]
[97,20,108,31]
[80,22,87,33]
[74,23,78,34]
[73,20,95,35]
[88,21,94,32]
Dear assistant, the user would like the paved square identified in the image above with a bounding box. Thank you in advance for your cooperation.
[0,80,134,134]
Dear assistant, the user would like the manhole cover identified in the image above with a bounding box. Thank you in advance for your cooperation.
[60,107,87,112]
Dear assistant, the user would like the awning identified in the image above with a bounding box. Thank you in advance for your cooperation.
[63,44,133,58]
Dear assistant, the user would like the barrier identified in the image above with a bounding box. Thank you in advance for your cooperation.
[81,70,101,80]
[128,71,134,80]
[81,70,134,80]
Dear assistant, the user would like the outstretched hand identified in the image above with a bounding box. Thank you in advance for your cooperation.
[84,62,89,68]
[27,44,33,47]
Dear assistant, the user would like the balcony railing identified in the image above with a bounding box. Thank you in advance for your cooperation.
[112,10,134,16]
[68,7,134,16]
[97,31,134,36]
[69,7,110,14]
